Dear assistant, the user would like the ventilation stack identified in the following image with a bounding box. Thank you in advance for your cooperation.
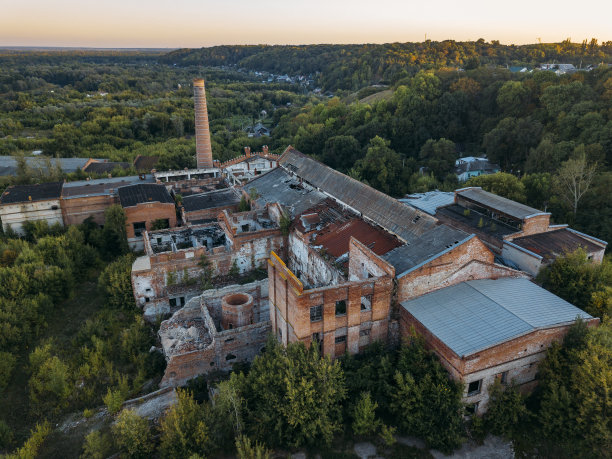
[193,78,213,169]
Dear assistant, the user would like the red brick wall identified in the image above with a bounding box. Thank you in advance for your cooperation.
[124,202,177,239]
[61,194,117,226]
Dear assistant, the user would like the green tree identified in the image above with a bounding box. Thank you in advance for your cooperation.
[484,381,528,438]
[244,338,346,448]
[419,138,456,179]
[102,205,128,256]
[4,421,50,459]
[465,172,526,203]
[81,430,113,459]
[159,389,211,458]
[352,391,380,437]
[354,136,409,196]
[98,254,137,309]
[235,435,271,459]
[112,410,154,459]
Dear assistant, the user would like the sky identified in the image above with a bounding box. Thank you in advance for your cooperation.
[1,0,611,48]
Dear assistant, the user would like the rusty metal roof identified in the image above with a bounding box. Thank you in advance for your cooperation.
[314,218,403,258]
[279,147,437,243]
[510,228,606,263]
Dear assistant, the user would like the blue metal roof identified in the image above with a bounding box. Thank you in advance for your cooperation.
[401,278,593,357]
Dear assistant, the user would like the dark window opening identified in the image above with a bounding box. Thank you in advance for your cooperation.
[51,205,58,210]
[310,305,323,322]
[500,371,508,385]
[359,329,370,337]
[467,379,482,396]
[335,335,347,344]
[229,323,233,329]
[144,297,150,303]
[312,333,323,353]
[225,354,236,361]
[133,221,146,237]
[241,224,250,232]
[465,403,479,415]
[360,295,372,311]
[335,300,346,316]
[169,298,177,307]
[367,272,373,278]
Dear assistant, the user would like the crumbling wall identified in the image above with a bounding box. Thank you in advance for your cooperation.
[287,232,345,287]
[268,250,393,359]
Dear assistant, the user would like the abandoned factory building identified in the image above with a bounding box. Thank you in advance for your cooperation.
[150,146,601,412]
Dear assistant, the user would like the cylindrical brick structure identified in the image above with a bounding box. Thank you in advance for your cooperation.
[193,78,213,169]
[221,292,254,330]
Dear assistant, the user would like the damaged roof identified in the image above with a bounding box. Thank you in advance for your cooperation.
[62,175,154,199]
[457,187,547,220]
[118,183,174,207]
[401,277,593,357]
[279,147,437,243]
[399,191,455,216]
[383,225,471,277]
[510,228,606,262]
[315,218,403,258]
[183,189,241,212]
[246,166,326,217]
[1,181,63,204]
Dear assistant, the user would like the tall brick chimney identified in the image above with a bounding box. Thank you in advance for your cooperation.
[193,78,213,169]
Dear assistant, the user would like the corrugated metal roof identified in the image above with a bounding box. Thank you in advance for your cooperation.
[382,225,470,276]
[0,156,98,176]
[457,187,546,220]
[510,229,605,263]
[399,191,455,216]
[183,189,241,212]
[246,166,327,217]
[279,147,437,243]
[401,278,593,357]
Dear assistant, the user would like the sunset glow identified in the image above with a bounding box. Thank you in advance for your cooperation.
[2,0,612,48]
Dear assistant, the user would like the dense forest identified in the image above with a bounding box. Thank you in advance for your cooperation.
[0,41,611,457]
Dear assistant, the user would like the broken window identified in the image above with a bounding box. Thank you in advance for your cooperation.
[310,305,323,322]
[359,329,370,337]
[335,335,347,344]
[499,371,508,385]
[312,333,323,353]
[335,300,346,316]
[465,402,479,415]
[360,295,372,311]
[133,221,146,237]
[169,298,177,307]
[467,379,482,396]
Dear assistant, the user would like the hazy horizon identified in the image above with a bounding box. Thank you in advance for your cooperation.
[2,0,611,49]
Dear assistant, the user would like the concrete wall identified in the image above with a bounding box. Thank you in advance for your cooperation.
[183,203,239,223]
[501,242,543,276]
[0,199,63,234]
[287,232,345,287]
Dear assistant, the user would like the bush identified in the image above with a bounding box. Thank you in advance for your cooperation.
[112,410,154,459]
[81,430,113,459]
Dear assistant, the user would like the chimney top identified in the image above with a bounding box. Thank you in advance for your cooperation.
[193,78,205,87]
[244,146,251,157]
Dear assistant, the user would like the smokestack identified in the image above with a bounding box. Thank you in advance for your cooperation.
[193,78,213,169]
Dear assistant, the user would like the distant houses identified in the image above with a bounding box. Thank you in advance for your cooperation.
[455,156,500,182]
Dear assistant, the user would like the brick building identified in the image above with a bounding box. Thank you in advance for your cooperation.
[132,206,284,320]
[118,183,177,250]
[61,175,154,226]
[437,186,607,273]
[181,188,242,224]
[400,277,597,412]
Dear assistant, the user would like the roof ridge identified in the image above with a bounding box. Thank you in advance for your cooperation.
[465,279,534,330]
